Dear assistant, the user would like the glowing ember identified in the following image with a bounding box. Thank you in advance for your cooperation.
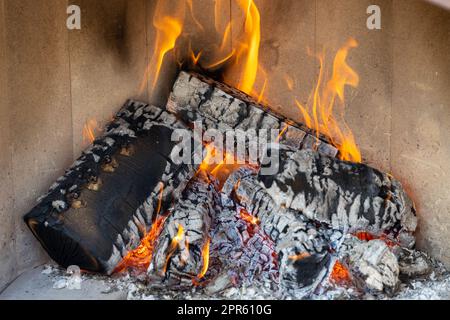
[114,215,166,273]
[354,231,377,242]
[354,231,399,248]
[330,260,352,285]
[288,252,311,261]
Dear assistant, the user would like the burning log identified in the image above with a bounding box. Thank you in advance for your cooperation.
[148,171,218,287]
[222,167,340,296]
[257,146,418,244]
[148,168,281,293]
[24,100,199,274]
[167,71,338,158]
[205,191,280,294]
[222,151,417,296]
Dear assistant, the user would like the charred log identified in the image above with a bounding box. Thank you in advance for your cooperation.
[148,172,218,287]
[24,100,199,274]
[167,71,338,158]
[222,167,341,296]
[257,146,417,243]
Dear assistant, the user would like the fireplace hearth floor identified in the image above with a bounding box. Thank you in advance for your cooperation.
[1,263,449,300]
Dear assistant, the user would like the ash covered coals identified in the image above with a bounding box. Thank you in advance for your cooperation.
[142,144,431,299]
[146,171,280,293]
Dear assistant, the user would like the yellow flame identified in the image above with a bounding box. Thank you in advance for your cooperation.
[197,237,211,279]
[83,119,101,145]
[204,49,236,69]
[288,39,362,163]
[190,49,203,65]
[214,0,228,35]
[163,224,185,274]
[140,0,185,92]
[224,0,261,95]
[240,209,260,225]
[295,99,312,129]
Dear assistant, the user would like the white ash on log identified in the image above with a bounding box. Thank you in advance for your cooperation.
[222,167,343,296]
[337,236,401,295]
[224,150,416,295]
[256,145,418,245]
[148,171,218,287]
[166,71,338,158]
[24,100,200,274]
[206,192,279,294]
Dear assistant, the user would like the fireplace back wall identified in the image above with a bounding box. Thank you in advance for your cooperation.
[0,0,449,291]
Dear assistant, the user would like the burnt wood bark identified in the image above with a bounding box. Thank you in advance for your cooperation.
[222,167,339,294]
[222,162,416,296]
[24,100,199,274]
[167,71,339,158]
[257,146,418,240]
[148,172,218,287]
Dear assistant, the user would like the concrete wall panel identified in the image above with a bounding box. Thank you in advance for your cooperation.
[391,0,450,264]
[70,0,148,155]
[0,0,16,290]
[4,0,73,277]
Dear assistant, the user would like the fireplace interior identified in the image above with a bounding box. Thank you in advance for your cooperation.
[0,0,449,300]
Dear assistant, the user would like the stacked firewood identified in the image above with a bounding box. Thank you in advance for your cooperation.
[25,71,427,298]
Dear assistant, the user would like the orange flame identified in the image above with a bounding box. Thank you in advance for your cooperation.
[197,237,211,280]
[82,119,101,145]
[140,0,185,92]
[186,0,204,32]
[163,224,185,274]
[190,49,203,66]
[114,215,167,273]
[224,0,261,95]
[214,0,229,35]
[240,208,260,225]
[288,39,362,163]
[115,184,166,273]
[197,143,242,187]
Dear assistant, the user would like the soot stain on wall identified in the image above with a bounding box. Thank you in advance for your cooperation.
[76,0,132,69]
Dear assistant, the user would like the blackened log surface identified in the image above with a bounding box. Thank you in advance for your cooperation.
[167,71,338,158]
[257,147,418,238]
[24,100,199,274]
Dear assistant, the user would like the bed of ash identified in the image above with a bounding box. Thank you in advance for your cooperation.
[38,261,450,300]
